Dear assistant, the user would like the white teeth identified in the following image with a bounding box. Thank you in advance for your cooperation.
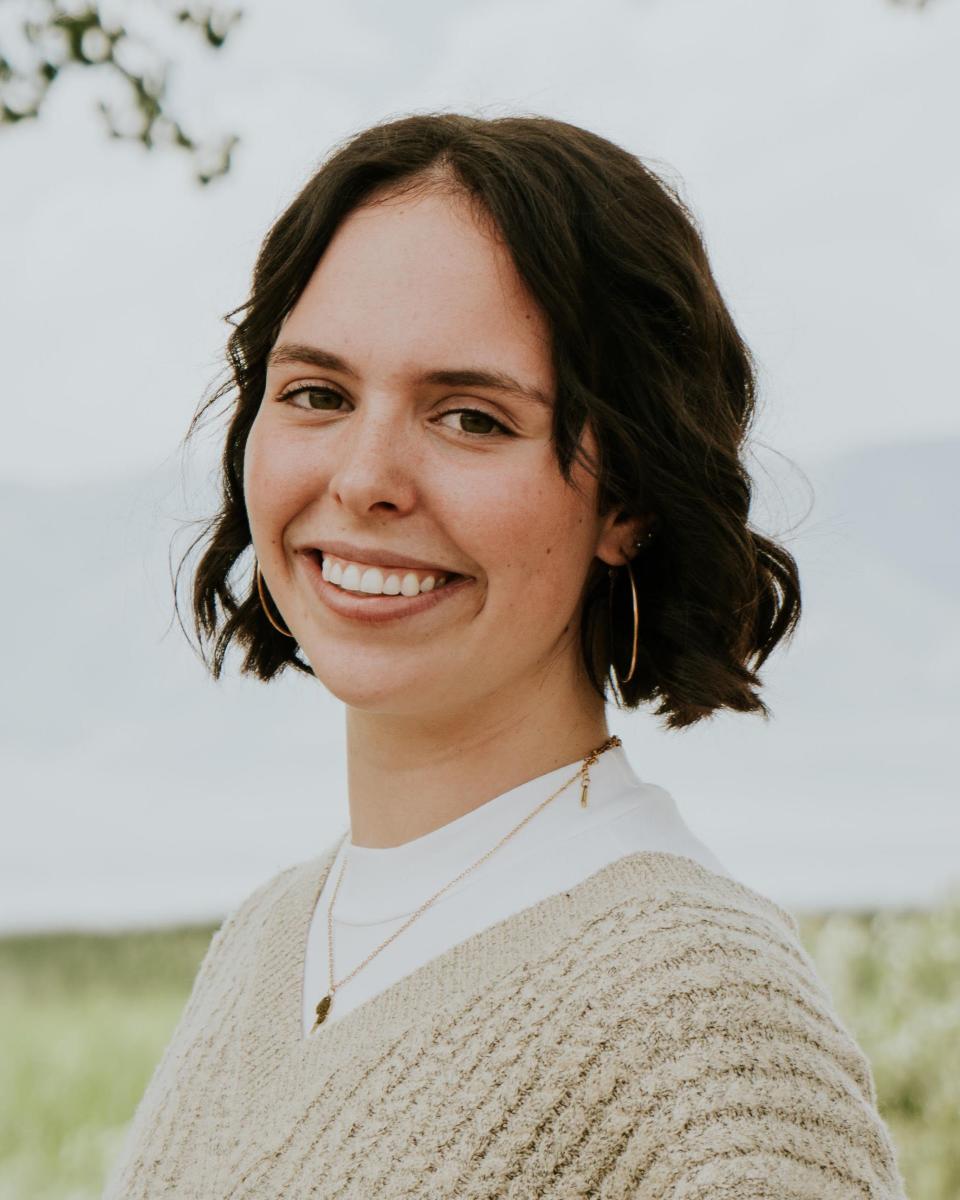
[320,553,450,597]
[357,566,381,595]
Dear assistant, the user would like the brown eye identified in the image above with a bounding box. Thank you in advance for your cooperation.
[438,408,511,437]
[279,386,346,411]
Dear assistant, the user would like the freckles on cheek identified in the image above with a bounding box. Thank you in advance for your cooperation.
[479,499,555,578]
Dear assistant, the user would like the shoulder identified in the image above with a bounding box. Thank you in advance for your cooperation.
[100,850,330,1198]
[198,838,339,975]
[174,839,338,1026]
[594,864,873,1101]
[581,864,908,1197]
[204,858,307,958]
[150,871,290,1048]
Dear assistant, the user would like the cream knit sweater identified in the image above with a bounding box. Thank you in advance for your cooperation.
[103,841,908,1199]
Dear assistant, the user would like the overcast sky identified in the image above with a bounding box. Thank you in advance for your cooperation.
[2,0,957,928]
[2,0,958,489]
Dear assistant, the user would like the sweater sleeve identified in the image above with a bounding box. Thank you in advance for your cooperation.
[588,898,909,1200]
[100,864,299,1200]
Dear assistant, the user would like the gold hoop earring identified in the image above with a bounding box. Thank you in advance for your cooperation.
[608,533,650,689]
[616,557,640,684]
[255,561,296,639]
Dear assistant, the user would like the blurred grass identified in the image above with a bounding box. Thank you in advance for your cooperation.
[2,894,958,1200]
[0,924,216,1200]
[800,894,960,1200]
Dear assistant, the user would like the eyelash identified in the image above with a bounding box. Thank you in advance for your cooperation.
[275,384,514,439]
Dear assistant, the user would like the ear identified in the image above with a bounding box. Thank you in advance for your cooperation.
[595,509,656,568]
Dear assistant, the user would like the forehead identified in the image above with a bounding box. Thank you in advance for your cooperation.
[278,187,553,387]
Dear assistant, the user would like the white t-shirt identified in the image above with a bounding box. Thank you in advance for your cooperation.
[302,744,732,1036]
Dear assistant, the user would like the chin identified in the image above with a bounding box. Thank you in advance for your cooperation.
[302,651,446,715]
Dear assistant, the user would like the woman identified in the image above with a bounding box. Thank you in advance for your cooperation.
[104,113,907,1198]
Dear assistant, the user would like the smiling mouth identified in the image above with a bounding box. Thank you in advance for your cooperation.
[309,550,466,598]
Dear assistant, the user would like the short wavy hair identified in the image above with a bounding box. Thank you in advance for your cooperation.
[177,111,801,730]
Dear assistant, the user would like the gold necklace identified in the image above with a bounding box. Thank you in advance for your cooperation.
[312,734,622,1031]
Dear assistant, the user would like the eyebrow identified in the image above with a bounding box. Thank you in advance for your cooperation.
[266,342,552,408]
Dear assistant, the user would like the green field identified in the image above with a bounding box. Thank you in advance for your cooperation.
[2,896,958,1200]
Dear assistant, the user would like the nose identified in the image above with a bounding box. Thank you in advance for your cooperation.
[326,400,418,517]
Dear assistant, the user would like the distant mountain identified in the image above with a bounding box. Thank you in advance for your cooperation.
[2,436,957,929]
[803,438,958,601]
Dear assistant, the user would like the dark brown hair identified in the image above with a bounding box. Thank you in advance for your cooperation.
[176,111,801,729]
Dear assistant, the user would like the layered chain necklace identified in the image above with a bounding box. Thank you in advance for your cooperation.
[312,734,622,1031]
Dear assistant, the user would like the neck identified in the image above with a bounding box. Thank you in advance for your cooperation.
[344,668,610,849]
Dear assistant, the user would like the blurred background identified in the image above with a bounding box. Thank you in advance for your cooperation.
[1,0,957,1196]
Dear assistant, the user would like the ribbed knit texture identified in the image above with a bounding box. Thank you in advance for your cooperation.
[102,841,909,1199]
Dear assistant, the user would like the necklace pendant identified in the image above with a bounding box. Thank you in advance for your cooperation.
[313,994,332,1030]
[580,774,589,807]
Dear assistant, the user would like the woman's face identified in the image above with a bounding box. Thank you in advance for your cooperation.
[244,184,633,716]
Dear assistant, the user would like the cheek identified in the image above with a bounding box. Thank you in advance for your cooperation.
[458,465,594,608]
[243,421,277,542]
[243,418,314,541]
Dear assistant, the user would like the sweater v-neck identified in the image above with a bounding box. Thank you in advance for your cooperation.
[239,836,801,1100]
[105,834,910,1200]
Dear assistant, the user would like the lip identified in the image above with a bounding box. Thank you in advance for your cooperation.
[298,550,475,625]
[300,539,468,576]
